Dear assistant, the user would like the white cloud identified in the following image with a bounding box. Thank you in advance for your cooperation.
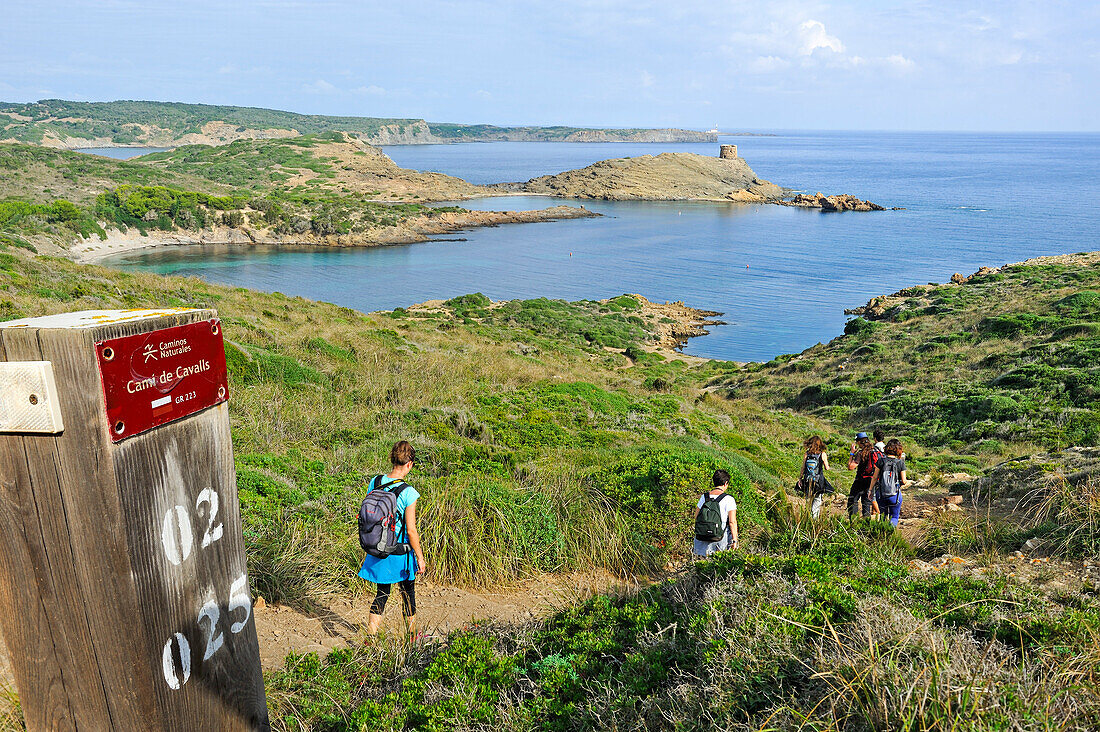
[640,70,655,87]
[885,54,915,71]
[749,55,790,73]
[352,85,387,95]
[302,79,337,94]
[796,20,844,56]
[475,89,492,100]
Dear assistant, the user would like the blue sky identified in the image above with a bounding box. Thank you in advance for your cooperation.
[2,1,1097,131]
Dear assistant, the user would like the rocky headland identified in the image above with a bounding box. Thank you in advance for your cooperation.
[507,152,787,202]
[497,151,889,210]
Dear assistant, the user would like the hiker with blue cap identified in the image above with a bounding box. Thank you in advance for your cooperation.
[846,432,880,519]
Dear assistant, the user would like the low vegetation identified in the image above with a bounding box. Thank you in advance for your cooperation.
[264,512,1100,731]
[0,252,819,607]
[720,259,1100,454]
[0,99,419,144]
[0,98,705,146]
[3,249,1100,730]
[0,138,472,252]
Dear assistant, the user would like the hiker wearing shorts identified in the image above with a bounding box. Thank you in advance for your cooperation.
[798,435,832,518]
[360,441,428,637]
[870,438,909,527]
[693,469,739,557]
[847,433,880,519]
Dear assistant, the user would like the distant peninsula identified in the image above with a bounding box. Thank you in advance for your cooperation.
[0,99,719,149]
[505,150,786,203]
[0,134,596,260]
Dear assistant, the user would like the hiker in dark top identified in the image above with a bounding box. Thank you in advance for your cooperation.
[870,438,909,527]
[360,441,428,637]
[798,435,832,518]
[693,469,739,558]
[846,432,880,519]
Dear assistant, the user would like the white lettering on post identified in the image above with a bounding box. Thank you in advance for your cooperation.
[161,505,193,566]
[162,632,191,690]
[228,574,251,634]
[198,599,225,661]
[196,488,224,548]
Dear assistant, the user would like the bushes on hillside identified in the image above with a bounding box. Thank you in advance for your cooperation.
[265,518,1100,731]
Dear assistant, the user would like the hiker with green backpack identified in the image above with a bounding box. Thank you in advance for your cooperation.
[869,438,909,528]
[693,469,740,558]
[358,441,428,637]
[797,435,834,518]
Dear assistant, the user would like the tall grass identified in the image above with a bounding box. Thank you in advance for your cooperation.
[261,526,1100,731]
[915,509,1020,561]
[420,469,637,585]
[1025,476,1100,557]
[796,598,1100,730]
[245,504,366,611]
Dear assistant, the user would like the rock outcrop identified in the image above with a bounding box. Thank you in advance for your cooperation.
[781,192,886,211]
[513,152,785,202]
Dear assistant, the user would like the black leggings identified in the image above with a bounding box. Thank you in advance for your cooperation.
[370,580,416,616]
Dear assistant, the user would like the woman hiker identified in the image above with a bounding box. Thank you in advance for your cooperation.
[798,435,832,518]
[360,441,428,637]
[870,438,909,528]
[692,469,739,558]
[846,432,880,519]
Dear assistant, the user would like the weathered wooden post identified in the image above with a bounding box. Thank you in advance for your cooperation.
[0,309,268,730]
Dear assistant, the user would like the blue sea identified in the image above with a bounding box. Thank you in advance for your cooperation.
[103,132,1100,362]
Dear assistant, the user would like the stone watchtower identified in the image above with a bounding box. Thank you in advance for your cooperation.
[719,144,738,159]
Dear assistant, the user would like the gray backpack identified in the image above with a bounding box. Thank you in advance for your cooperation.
[358,476,411,557]
[878,456,904,498]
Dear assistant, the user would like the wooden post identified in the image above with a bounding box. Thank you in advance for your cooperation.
[0,309,268,731]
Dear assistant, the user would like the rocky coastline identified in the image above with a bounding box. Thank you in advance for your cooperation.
[73,206,598,263]
[779,192,896,211]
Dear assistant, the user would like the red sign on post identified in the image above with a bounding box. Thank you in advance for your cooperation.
[97,319,229,442]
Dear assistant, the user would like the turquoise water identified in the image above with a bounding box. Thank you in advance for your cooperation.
[106,132,1100,362]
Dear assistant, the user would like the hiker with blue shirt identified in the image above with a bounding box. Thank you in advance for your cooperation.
[693,469,739,557]
[870,438,909,527]
[360,441,428,637]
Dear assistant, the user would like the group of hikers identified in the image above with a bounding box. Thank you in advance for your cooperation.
[361,433,909,632]
[798,429,910,525]
[689,429,910,559]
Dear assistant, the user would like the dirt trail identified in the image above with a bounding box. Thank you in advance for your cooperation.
[253,572,629,671]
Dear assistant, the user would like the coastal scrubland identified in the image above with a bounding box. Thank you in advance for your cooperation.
[0,137,596,258]
[0,99,715,148]
[0,246,1099,731]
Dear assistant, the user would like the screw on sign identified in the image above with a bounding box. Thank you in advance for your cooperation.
[0,309,268,731]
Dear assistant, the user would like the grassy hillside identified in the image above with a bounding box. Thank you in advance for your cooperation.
[0,99,711,147]
[0,252,832,600]
[0,136,486,253]
[1,250,1099,731]
[0,99,419,144]
[718,256,1100,454]
[266,518,1100,731]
